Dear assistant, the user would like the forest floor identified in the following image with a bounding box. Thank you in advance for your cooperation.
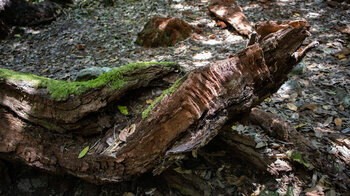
[0,0,349,195]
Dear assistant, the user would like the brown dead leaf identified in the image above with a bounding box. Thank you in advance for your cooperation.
[336,26,350,35]
[128,124,136,135]
[119,130,128,142]
[146,99,153,104]
[334,118,342,127]
[216,20,227,29]
[306,104,318,111]
[339,105,344,111]
[192,34,200,40]
[77,44,84,50]
[334,48,350,56]
[210,34,216,39]
[287,103,298,111]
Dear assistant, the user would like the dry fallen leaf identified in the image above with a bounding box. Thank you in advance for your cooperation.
[306,104,318,111]
[146,99,152,104]
[287,103,298,111]
[77,44,84,50]
[336,25,350,35]
[337,54,347,60]
[128,124,136,135]
[119,130,128,142]
[41,68,49,73]
[334,118,342,127]
[334,48,350,56]
[323,116,333,127]
[192,34,200,40]
[339,105,344,111]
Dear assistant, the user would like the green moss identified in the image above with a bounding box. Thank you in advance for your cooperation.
[0,61,175,101]
[142,76,185,119]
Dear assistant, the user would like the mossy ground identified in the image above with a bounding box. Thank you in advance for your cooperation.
[0,61,175,101]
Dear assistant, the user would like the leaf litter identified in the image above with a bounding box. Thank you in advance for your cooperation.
[0,0,349,195]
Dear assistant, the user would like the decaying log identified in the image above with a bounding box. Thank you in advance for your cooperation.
[218,108,322,176]
[0,21,315,183]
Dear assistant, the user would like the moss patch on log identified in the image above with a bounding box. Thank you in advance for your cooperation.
[0,61,175,101]
[142,76,185,119]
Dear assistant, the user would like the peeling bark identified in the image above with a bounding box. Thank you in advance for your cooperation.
[208,0,252,35]
[0,21,316,183]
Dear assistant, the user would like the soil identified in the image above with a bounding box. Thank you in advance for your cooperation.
[0,0,349,195]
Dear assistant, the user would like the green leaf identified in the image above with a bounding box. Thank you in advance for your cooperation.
[78,146,89,159]
[117,105,128,115]
[327,91,336,95]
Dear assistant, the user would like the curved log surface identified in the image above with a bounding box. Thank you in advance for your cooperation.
[0,62,178,134]
[0,21,316,183]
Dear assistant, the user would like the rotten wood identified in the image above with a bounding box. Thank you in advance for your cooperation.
[0,21,315,183]
[208,0,252,36]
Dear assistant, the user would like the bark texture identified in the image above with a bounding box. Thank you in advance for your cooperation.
[208,0,252,35]
[0,21,315,183]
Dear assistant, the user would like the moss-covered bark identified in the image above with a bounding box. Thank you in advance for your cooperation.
[0,61,175,101]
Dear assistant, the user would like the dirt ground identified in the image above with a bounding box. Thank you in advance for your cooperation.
[0,0,349,195]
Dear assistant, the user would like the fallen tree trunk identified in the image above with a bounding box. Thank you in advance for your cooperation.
[0,21,316,183]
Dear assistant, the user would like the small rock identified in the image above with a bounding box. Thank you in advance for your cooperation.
[75,67,113,81]
[291,61,305,75]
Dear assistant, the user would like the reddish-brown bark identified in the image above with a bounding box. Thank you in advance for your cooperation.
[208,0,252,35]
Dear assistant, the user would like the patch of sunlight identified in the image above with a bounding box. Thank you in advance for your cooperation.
[223,30,244,43]
[193,61,211,67]
[200,39,223,45]
[25,29,41,35]
[193,51,213,60]
[174,44,189,54]
[306,12,320,18]
[171,4,185,10]
[206,20,216,28]
[216,10,227,16]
